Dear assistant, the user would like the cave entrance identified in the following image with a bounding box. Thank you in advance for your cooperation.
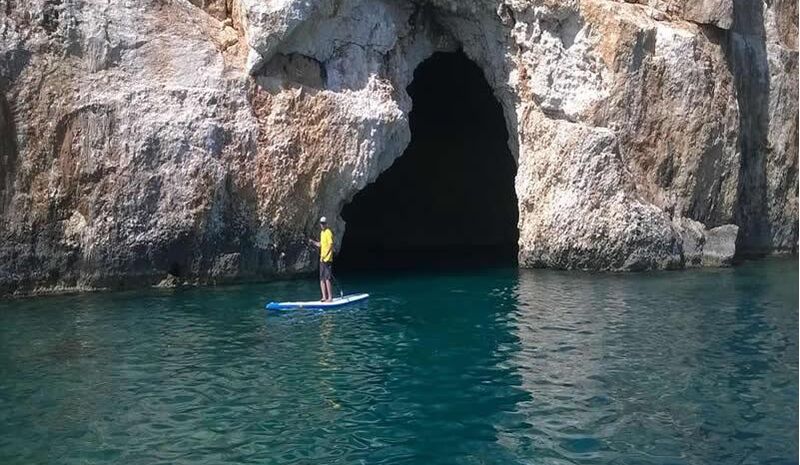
[337,51,519,271]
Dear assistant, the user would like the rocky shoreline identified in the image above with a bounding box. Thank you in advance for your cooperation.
[0,0,797,296]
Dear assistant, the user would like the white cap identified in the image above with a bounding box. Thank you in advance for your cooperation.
[319,216,327,223]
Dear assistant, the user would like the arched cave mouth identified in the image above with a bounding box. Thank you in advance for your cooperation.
[337,51,519,272]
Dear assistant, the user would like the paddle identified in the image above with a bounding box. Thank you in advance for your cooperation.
[331,272,345,298]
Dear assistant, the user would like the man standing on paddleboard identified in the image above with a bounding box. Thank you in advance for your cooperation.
[308,217,334,302]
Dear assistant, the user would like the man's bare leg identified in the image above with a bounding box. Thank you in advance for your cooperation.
[325,280,333,302]
[320,280,327,301]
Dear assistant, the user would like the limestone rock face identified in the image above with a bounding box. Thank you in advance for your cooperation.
[727,0,799,254]
[676,217,738,267]
[0,0,796,295]
[617,0,734,28]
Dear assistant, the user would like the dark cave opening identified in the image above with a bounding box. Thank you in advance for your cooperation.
[337,51,519,271]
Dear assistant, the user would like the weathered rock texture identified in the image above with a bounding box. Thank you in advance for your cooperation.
[0,0,796,295]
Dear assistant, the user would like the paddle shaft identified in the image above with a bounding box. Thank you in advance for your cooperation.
[330,272,344,298]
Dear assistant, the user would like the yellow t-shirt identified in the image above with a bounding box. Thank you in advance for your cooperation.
[320,228,334,263]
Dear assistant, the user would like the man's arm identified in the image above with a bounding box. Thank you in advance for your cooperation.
[308,238,320,247]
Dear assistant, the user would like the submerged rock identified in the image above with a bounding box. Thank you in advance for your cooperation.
[0,0,796,295]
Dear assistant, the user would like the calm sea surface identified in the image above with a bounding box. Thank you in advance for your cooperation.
[0,259,797,464]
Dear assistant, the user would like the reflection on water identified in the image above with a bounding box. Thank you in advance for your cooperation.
[0,259,796,464]
[504,265,798,464]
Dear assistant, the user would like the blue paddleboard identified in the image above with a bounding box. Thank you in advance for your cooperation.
[266,293,369,311]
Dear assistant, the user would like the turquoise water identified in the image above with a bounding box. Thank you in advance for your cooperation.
[0,259,797,465]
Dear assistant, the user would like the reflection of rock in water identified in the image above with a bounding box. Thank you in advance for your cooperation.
[0,0,796,295]
[501,266,798,462]
[44,339,87,362]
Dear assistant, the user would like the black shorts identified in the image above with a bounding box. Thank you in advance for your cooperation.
[319,261,333,280]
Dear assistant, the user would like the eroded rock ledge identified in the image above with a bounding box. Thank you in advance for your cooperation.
[0,0,797,295]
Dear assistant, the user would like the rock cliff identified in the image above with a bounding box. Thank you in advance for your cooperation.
[0,0,796,295]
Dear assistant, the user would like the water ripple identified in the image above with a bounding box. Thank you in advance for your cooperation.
[0,260,796,464]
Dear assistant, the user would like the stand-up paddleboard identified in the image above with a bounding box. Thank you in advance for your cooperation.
[266,293,369,311]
